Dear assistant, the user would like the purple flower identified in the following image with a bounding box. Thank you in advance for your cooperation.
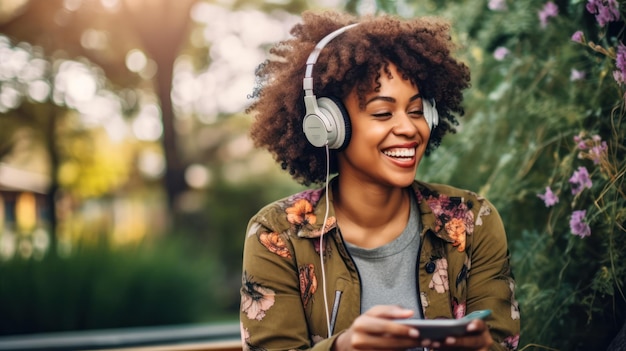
[589,141,608,164]
[537,186,559,207]
[539,2,559,28]
[569,166,593,195]
[493,47,510,61]
[488,0,508,11]
[586,0,600,13]
[615,44,626,80]
[570,69,586,81]
[587,0,620,26]
[617,44,626,70]
[569,210,591,238]
[571,31,585,43]
[574,133,587,149]
[574,133,583,144]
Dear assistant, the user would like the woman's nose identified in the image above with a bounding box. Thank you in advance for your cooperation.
[393,111,419,137]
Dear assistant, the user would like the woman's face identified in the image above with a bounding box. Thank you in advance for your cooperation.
[338,63,430,188]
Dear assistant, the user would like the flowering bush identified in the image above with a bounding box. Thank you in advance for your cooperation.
[530,0,626,345]
[414,0,626,348]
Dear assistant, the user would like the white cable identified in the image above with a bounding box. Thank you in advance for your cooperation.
[320,143,332,337]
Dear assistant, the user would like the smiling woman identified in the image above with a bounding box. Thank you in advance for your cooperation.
[241,9,520,351]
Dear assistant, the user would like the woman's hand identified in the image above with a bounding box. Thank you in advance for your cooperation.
[332,306,493,351]
[421,319,493,351]
[332,305,421,351]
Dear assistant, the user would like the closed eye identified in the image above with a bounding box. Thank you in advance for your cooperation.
[371,112,393,118]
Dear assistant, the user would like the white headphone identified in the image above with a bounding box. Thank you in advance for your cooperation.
[302,23,439,149]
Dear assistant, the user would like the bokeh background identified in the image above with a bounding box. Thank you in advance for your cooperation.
[0,0,624,350]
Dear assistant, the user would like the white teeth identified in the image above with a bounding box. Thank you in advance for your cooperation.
[383,148,415,158]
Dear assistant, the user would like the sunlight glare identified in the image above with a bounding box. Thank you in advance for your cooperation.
[76,91,120,126]
[55,61,98,105]
[125,49,147,73]
[0,46,29,80]
[99,0,119,10]
[102,113,128,142]
[137,149,165,179]
[27,80,51,102]
[19,58,49,82]
[132,103,163,141]
[0,83,21,110]
[81,29,109,50]
[174,6,298,120]
[62,0,82,11]
[185,164,211,189]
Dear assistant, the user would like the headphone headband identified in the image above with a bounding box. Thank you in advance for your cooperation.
[303,23,359,97]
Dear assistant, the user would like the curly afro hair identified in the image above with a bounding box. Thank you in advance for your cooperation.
[247,10,471,186]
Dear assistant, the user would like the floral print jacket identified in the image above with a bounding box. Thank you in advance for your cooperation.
[240,180,521,351]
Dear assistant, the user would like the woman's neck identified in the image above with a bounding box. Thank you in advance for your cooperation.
[332,176,411,248]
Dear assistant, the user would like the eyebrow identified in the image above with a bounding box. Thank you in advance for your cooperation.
[365,93,422,106]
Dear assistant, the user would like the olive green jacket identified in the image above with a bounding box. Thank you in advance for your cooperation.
[240,181,520,351]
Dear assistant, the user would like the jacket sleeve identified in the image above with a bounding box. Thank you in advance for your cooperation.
[467,199,521,351]
[240,219,339,351]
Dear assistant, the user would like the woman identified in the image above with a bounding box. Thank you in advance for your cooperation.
[240,10,520,351]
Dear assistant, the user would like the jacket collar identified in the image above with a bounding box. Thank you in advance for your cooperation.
[295,180,457,244]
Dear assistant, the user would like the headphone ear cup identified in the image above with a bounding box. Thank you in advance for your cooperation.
[316,96,351,150]
[423,99,439,131]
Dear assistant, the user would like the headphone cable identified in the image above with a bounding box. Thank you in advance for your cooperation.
[320,143,332,338]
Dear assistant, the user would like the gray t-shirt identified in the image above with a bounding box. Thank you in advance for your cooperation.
[345,194,422,317]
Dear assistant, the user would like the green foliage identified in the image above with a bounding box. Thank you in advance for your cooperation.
[175,171,307,315]
[416,0,626,349]
[0,237,225,335]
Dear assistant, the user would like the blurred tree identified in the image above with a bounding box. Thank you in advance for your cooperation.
[121,0,197,210]
[0,0,195,213]
[0,33,137,252]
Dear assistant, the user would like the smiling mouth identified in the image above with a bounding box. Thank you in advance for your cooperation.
[382,148,416,159]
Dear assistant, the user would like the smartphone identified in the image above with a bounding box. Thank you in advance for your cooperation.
[394,309,492,340]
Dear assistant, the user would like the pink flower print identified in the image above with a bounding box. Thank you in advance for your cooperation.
[311,216,337,238]
[453,301,466,319]
[502,334,520,350]
[312,335,325,345]
[286,199,316,226]
[240,322,250,351]
[420,292,430,309]
[288,188,323,206]
[299,263,318,308]
[476,202,492,226]
[241,273,276,321]
[259,231,291,258]
[509,280,520,320]
[445,218,467,252]
[427,195,473,226]
[428,258,449,293]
